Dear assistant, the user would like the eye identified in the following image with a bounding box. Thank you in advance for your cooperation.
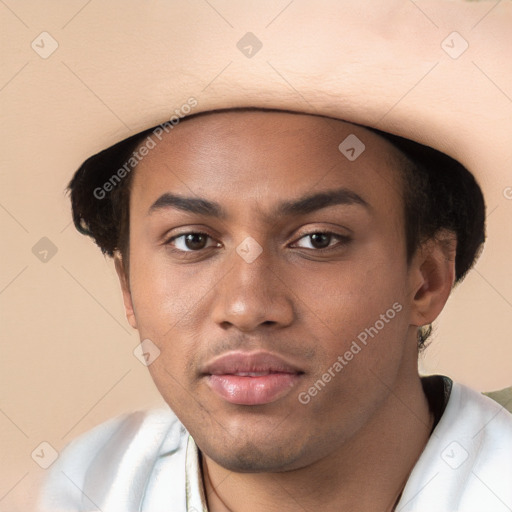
[165,232,220,252]
[292,231,351,251]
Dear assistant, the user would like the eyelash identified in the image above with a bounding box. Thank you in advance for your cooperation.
[164,230,351,254]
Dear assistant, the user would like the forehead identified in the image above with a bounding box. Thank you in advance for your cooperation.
[130,110,404,216]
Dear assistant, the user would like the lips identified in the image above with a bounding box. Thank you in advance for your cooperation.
[202,351,304,405]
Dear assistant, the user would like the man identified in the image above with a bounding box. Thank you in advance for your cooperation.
[38,107,512,511]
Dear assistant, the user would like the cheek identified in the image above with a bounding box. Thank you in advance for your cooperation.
[129,257,207,412]
[306,246,407,335]
[298,245,410,391]
[294,266,410,432]
[127,247,228,381]
[128,249,210,337]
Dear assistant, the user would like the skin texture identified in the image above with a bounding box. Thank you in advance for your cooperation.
[114,110,456,512]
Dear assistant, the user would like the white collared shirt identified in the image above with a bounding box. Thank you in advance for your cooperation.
[37,380,512,512]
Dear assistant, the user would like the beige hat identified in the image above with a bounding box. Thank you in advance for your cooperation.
[56,1,511,195]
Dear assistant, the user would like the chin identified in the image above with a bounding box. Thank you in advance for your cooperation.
[204,440,306,473]
[195,421,316,473]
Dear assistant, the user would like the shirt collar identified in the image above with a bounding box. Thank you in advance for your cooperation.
[185,434,209,512]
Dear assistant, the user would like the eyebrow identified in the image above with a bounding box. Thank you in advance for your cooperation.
[147,187,370,219]
[275,187,370,217]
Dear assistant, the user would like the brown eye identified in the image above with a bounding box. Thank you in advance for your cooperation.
[309,233,331,249]
[166,232,216,252]
[293,231,351,251]
[185,233,208,250]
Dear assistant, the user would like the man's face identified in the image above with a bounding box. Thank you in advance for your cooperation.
[120,110,420,472]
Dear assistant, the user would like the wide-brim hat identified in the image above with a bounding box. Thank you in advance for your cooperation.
[2,1,511,505]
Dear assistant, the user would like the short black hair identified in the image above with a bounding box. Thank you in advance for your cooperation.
[372,128,485,279]
[67,107,486,349]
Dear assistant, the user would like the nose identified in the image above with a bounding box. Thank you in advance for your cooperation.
[210,243,295,333]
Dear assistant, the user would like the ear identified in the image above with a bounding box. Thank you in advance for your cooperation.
[408,229,457,328]
[114,253,138,330]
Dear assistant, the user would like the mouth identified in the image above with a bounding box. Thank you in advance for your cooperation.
[201,351,305,406]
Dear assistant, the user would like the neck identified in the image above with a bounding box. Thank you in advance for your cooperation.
[202,370,434,512]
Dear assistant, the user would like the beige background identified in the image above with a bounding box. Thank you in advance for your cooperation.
[1,1,511,511]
